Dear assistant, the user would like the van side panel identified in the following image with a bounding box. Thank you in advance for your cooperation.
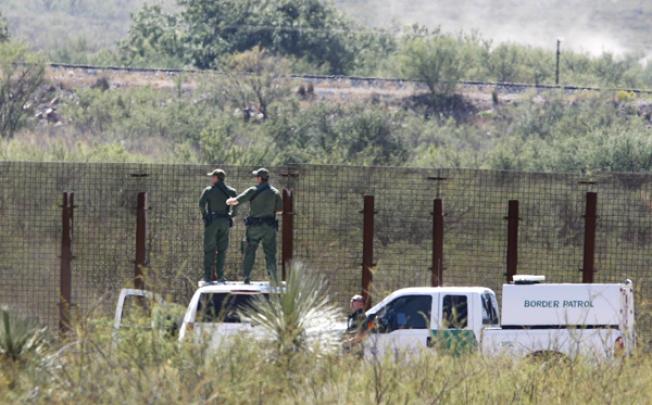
[481,328,622,359]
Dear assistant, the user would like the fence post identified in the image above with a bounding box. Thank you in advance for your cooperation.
[59,192,74,334]
[431,198,444,287]
[582,192,597,283]
[135,192,148,289]
[281,188,294,281]
[361,195,375,309]
[505,200,519,283]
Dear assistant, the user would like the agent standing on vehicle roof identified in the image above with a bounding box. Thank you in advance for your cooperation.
[226,168,282,284]
[199,169,237,286]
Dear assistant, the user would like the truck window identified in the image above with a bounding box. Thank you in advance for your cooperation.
[442,295,468,329]
[121,295,152,328]
[481,292,499,326]
[376,295,432,333]
[196,293,267,323]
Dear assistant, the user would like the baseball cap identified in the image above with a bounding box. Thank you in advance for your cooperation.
[207,169,226,180]
[251,168,269,179]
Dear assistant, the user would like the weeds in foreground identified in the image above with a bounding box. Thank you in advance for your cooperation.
[1,313,652,404]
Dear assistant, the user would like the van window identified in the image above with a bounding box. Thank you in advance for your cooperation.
[481,292,499,326]
[196,293,267,323]
[442,295,468,329]
[376,295,432,333]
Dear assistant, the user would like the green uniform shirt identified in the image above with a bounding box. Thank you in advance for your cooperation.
[235,184,283,218]
[199,182,238,215]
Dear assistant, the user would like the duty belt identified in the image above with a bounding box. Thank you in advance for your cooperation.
[244,216,278,229]
[208,212,231,219]
[204,211,233,227]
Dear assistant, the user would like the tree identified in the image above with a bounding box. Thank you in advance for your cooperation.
[119,5,185,68]
[213,47,293,120]
[398,33,469,99]
[0,43,45,138]
[123,0,357,73]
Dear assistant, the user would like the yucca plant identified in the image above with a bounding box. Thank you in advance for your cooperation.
[239,263,343,359]
[0,306,47,362]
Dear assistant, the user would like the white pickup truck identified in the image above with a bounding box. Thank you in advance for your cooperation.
[178,281,282,348]
[363,277,635,359]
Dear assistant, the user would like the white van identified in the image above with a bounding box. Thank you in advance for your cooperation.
[363,277,635,359]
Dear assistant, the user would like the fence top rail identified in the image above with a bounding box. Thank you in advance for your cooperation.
[2,160,652,181]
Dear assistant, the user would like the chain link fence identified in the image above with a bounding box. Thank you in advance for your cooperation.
[0,162,650,343]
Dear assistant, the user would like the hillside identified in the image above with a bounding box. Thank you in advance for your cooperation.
[0,0,175,59]
[2,1,652,61]
[1,0,652,174]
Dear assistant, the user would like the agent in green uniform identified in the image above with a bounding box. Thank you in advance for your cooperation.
[199,169,237,285]
[226,168,282,284]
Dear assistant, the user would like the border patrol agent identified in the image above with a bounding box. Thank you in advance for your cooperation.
[199,169,237,285]
[347,294,367,332]
[226,168,282,284]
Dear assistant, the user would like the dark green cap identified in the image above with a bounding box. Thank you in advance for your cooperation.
[252,167,269,179]
[207,169,226,180]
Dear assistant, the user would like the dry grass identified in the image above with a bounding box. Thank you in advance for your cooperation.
[1,315,652,404]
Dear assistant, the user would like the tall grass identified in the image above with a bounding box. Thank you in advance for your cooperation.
[1,309,652,403]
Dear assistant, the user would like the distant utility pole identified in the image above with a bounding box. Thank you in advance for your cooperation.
[555,39,562,86]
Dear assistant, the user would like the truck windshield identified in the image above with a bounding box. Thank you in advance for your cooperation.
[196,293,268,323]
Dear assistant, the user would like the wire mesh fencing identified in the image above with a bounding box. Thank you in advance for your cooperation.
[0,162,650,342]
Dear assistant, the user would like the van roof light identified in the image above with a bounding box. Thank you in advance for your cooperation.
[512,275,546,284]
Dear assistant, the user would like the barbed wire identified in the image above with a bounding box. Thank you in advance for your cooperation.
[47,62,652,94]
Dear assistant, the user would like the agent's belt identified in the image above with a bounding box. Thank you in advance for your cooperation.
[244,216,278,228]
[208,212,231,218]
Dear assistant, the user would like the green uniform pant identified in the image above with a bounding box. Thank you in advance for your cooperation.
[203,218,231,280]
[242,224,277,280]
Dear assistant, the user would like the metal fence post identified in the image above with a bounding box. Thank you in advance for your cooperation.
[582,192,597,283]
[431,198,444,287]
[361,195,375,309]
[135,192,148,289]
[59,192,74,334]
[281,188,294,281]
[505,200,519,283]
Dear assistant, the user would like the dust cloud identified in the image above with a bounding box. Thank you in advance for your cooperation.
[337,0,651,57]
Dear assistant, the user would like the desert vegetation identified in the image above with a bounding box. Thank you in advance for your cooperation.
[1,269,652,404]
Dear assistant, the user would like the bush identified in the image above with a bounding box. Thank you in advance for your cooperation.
[212,47,295,120]
[240,264,341,360]
[266,103,408,166]
[397,32,470,98]
[0,307,47,362]
[485,94,652,173]
[2,309,652,403]
[0,42,45,138]
[122,0,358,74]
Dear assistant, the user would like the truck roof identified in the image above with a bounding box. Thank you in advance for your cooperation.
[194,281,284,295]
[389,286,493,295]
[367,286,494,314]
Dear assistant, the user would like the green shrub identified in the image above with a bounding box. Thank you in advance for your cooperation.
[240,264,341,360]
[397,31,470,98]
[0,307,47,362]
[0,42,45,138]
[122,0,358,74]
